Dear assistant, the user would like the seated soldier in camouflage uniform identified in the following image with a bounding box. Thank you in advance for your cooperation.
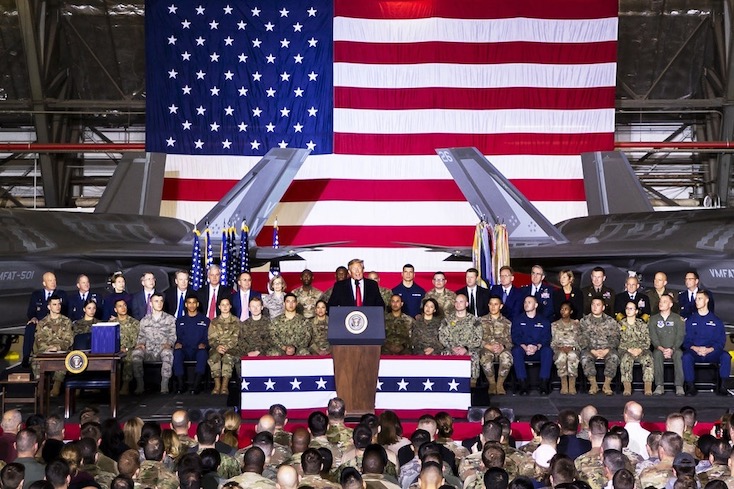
[479,296,513,395]
[413,298,443,355]
[114,299,140,396]
[579,298,620,396]
[77,437,116,489]
[551,301,581,395]
[618,301,654,396]
[384,295,414,355]
[309,300,331,355]
[439,294,482,380]
[224,446,275,488]
[207,297,241,395]
[266,293,311,356]
[575,416,610,489]
[326,398,354,450]
[132,293,176,394]
[137,436,180,489]
[235,297,270,377]
[309,412,343,467]
[32,295,73,397]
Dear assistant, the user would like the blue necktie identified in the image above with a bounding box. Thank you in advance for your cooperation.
[177,293,185,318]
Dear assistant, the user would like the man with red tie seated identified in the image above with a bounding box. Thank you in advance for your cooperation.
[196,265,231,320]
[327,258,386,308]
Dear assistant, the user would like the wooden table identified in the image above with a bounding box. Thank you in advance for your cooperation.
[34,352,124,416]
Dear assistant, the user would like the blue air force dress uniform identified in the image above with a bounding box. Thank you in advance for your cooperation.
[682,310,730,394]
[521,284,554,321]
[511,312,553,393]
[174,312,210,391]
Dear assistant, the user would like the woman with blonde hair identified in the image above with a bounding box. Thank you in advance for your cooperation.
[262,275,287,318]
[161,429,181,471]
[122,417,143,453]
[221,410,241,449]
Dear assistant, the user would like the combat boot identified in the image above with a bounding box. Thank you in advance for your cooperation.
[684,382,697,396]
[50,380,62,397]
[495,375,507,395]
[559,376,568,395]
[644,381,653,396]
[623,381,632,396]
[160,376,170,394]
[568,376,577,395]
[212,377,221,395]
[602,377,614,396]
[120,380,130,396]
[133,376,145,395]
[221,376,230,395]
[587,376,598,395]
[487,376,497,395]
[653,385,665,396]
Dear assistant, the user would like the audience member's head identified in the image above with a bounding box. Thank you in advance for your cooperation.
[255,414,276,434]
[623,401,644,423]
[417,414,438,438]
[252,431,274,459]
[117,449,141,478]
[659,431,684,460]
[171,410,191,433]
[710,439,731,465]
[530,414,549,437]
[612,468,635,489]
[301,448,323,476]
[549,455,577,487]
[352,424,373,450]
[45,460,71,489]
[646,431,663,459]
[482,442,506,469]
[308,412,329,437]
[143,436,166,462]
[558,410,579,435]
[483,467,509,489]
[419,461,445,489]
[200,448,221,475]
[2,410,22,435]
[242,446,266,474]
[45,415,64,440]
[362,444,389,475]
[340,467,363,489]
[291,427,311,454]
[269,404,288,429]
[609,426,629,448]
[666,413,686,437]
[196,420,219,447]
[15,429,39,456]
[1,463,25,489]
[110,475,134,489]
[327,398,346,422]
[276,465,299,489]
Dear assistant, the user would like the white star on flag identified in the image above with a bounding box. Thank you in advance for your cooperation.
[290,378,302,390]
[397,379,409,391]
[422,379,434,391]
[315,377,327,389]
[241,378,250,390]
[376,380,383,391]
[264,378,276,390]
[448,379,460,391]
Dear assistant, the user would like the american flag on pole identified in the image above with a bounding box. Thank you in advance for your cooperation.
[148,0,617,287]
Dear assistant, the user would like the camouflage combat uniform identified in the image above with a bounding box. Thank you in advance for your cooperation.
[579,314,621,379]
[72,317,98,336]
[479,314,513,379]
[225,472,275,488]
[551,318,581,377]
[80,463,116,489]
[267,313,311,356]
[326,422,354,449]
[274,427,292,448]
[207,314,241,378]
[237,316,271,355]
[131,312,176,381]
[32,315,73,382]
[311,435,344,466]
[299,474,338,488]
[618,318,653,382]
[439,313,482,379]
[292,286,323,319]
[424,288,456,316]
[699,462,731,486]
[136,460,180,489]
[383,312,414,355]
[310,316,330,354]
[505,446,536,479]
[197,447,241,479]
[320,287,334,304]
[118,315,140,382]
[638,459,673,489]
[378,286,393,307]
[412,316,442,354]
[575,448,605,489]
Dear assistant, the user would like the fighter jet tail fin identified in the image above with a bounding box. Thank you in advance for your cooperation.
[94,152,164,216]
[435,147,569,247]
[195,148,310,238]
[580,151,653,215]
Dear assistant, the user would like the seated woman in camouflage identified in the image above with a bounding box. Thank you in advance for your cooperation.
[551,301,581,395]
[208,297,241,395]
[72,299,99,350]
[309,300,330,355]
[619,301,654,396]
[413,298,442,355]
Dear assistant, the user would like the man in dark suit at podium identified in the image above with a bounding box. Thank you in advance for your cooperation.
[327,259,385,308]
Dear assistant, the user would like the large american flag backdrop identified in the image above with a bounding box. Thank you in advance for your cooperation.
[146,0,618,288]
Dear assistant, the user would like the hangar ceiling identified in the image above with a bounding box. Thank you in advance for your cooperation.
[0,0,730,209]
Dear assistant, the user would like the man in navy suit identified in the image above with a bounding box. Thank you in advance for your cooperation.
[456,268,491,317]
[130,271,158,320]
[24,271,68,366]
[230,271,262,320]
[327,258,385,308]
[556,409,591,459]
[678,270,714,319]
[490,266,523,322]
[164,270,193,318]
[196,265,231,319]
[67,274,102,321]
[520,265,554,321]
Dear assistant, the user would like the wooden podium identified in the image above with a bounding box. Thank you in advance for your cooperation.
[328,306,385,417]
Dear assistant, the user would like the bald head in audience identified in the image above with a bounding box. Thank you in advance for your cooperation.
[580,405,597,431]
[276,465,298,489]
[1,410,22,435]
[418,461,444,489]
[624,401,644,422]
[171,410,191,435]
[291,427,311,454]
[256,415,276,434]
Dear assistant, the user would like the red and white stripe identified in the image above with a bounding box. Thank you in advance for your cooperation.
[161,0,617,289]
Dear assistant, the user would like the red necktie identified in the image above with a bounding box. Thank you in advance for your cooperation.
[355,280,362,307]
[208,289,217,319]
